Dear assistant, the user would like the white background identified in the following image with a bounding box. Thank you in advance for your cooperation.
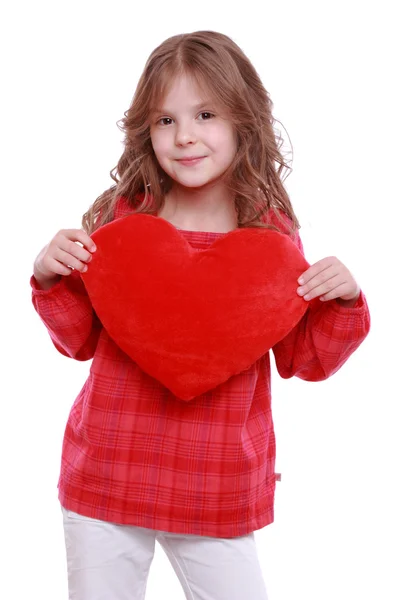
[1,1,399,599]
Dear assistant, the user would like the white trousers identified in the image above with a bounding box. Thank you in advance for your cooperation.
[62,507,269,600]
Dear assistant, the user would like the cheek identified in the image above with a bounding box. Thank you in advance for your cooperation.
[150,132,169,161]
[213,127,237,161]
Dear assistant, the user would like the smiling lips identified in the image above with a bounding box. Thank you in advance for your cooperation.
[176,156,206,166]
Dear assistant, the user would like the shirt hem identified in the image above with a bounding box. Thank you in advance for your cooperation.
[58,490,275,539]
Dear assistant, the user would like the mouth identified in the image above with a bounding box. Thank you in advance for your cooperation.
[176,156,206,166]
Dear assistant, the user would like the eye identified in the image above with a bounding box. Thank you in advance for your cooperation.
[157,117,173,126]
[198,112,215,121]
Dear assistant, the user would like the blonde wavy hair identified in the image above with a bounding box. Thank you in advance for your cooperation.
[82,30,299,237]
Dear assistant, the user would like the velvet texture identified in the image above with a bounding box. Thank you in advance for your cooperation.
[81,214,312,400]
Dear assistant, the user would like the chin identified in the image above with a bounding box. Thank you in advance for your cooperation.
[172,175,219,189]
[178,181,211,189]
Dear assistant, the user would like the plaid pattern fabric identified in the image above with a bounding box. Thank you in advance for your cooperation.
[31,199,370,537]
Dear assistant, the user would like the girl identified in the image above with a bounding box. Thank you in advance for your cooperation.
[31,31,370,600]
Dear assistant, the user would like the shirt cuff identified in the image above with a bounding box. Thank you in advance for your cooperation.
[30,274,64,295]
[331,289,367,311]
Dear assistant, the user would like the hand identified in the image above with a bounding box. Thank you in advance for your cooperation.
[33,229,96,286]
[297,256,360,303]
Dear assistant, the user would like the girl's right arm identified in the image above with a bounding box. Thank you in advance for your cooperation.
[31,229,101,361]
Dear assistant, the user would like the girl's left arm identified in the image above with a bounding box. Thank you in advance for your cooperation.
[271,223,371,381]
[272,290,370,381]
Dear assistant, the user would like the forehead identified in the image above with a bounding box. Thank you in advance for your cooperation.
[153,73,215,111]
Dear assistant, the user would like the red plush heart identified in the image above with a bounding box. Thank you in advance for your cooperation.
[81,214,311,400]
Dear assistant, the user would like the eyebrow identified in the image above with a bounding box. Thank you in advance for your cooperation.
[151,102,215,115]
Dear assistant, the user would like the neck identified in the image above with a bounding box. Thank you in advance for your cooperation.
[159,184,238,233]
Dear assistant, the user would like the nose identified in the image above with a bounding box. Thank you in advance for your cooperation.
[175,120,197,146]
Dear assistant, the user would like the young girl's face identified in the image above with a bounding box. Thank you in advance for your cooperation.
[150,74,237,190]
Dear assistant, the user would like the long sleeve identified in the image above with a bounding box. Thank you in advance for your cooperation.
[272,290,370,381]
[30,197,136,361]
[31,269,102,360]
[271,221,371,381]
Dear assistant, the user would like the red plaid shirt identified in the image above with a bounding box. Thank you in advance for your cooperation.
[31,199,371,538]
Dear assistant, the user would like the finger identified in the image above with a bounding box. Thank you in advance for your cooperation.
[301,274,344,301]
[298,257,337,285]
[57,238,94,264]
[319,283,354,302]
[45,258,73,277]
[59,229,97,252]
[297,265,338,296]
[54,249,89,273]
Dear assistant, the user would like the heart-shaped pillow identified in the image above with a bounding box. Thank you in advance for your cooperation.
[81,214,312,401]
